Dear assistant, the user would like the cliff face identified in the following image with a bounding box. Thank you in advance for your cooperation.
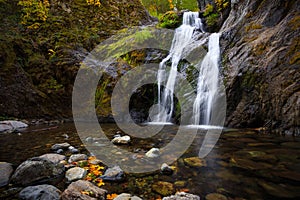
[220,0,299,133]
[0,0,152,119]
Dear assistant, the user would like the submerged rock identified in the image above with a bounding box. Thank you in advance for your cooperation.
[183,157,207,167]
[0,162,14,187]
[19,184,61,200]
[65,167,87,182]
[205,193,228,200]
[152,181,174,196]
[61,180,107,200]
[10,158,65,186]
[163,192,200,200]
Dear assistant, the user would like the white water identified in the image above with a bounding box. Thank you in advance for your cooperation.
[154,12,204,122]
[193,33,220,125]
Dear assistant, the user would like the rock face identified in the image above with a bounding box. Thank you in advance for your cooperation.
[61,180,107,200]
[220,0,300,133]
[19,185,61,200]
[0,162,14,187]
[10,158,65,186]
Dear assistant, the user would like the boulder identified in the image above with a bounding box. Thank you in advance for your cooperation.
[68,154,88,163]
[0,120,28,133]
[19,184,61,200]
[65,167,87,182]
[100,166,125,182]
[161,163,173,175]
[152,181,174,196]
[61,180,107,200]
[0,162,14,187]
[39,153,66,164]
[10,158,65,186]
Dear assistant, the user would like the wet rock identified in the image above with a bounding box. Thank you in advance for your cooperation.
[10,158,65,186]
[68,154,88,163]
[230,157,272,170]
[51,143,70,151]
[183,157,207,167]
[65,167,87,182]
[205,193,228,200]
[0,162,14,187]
[112,135,131,145]
[68,146,79,153]
[163,192,200,200]
[0,120,28,133]
[19,184,61,200]
[152,181,174,196]
[100,166,125,182]
[145,148,160,158]
[61,180,107,200]
[114,193,143,200]
[161,163,173,175]
[39,153,66,164]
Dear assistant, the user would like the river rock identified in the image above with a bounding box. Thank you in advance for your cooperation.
[152,181,174,196]
[61,180,107,200]
[205,193,228,200]
[183,157,207,167]
[66,167,87,182]
[163,192,200,200]
[10,158,65,186]
[0,120,28,133]
[19,184,61,200]
[114,193,143,200]
[0,162,14,187]
[100,166,125,182]
[112,135,131,145]
[51,142,70,151]
[145,148,160,158]
[39,153,66,164]
[161,163,173,175]
[68,154,88,163]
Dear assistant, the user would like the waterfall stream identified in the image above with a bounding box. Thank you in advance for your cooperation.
[152,11,221,125]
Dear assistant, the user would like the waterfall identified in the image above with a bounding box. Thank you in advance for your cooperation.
[193,33,220,125]
[154,12,204,123]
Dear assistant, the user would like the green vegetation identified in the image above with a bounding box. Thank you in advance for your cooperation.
[158,11,181,29]
[202,0,229,27]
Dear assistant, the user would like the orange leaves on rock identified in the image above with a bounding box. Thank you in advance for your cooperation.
[107,193,118,200]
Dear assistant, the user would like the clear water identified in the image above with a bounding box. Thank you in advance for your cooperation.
[1,123,299,199]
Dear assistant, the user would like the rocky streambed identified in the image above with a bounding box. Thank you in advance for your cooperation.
[0,122,300,199]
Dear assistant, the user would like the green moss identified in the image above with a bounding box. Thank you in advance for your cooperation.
[158,11,180,29]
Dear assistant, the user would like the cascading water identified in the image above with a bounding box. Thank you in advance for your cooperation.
[193,33,221,125]
[154,12,204,123]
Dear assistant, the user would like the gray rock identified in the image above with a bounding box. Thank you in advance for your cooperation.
[19,184,61,200]
[65,167,87,182]
[101,166,125,181]
[51,143,70,151]
[114,193,143,200]
[0,162,14,187]
[0,120,28,133]
[56,149,64,154]
[145,148,160,158]
[68,154,88,163]
[39,153,66,164]
[61,180,107,200]
[163,192,200,200]
[112,135,131,145]
[10,158,65,186]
